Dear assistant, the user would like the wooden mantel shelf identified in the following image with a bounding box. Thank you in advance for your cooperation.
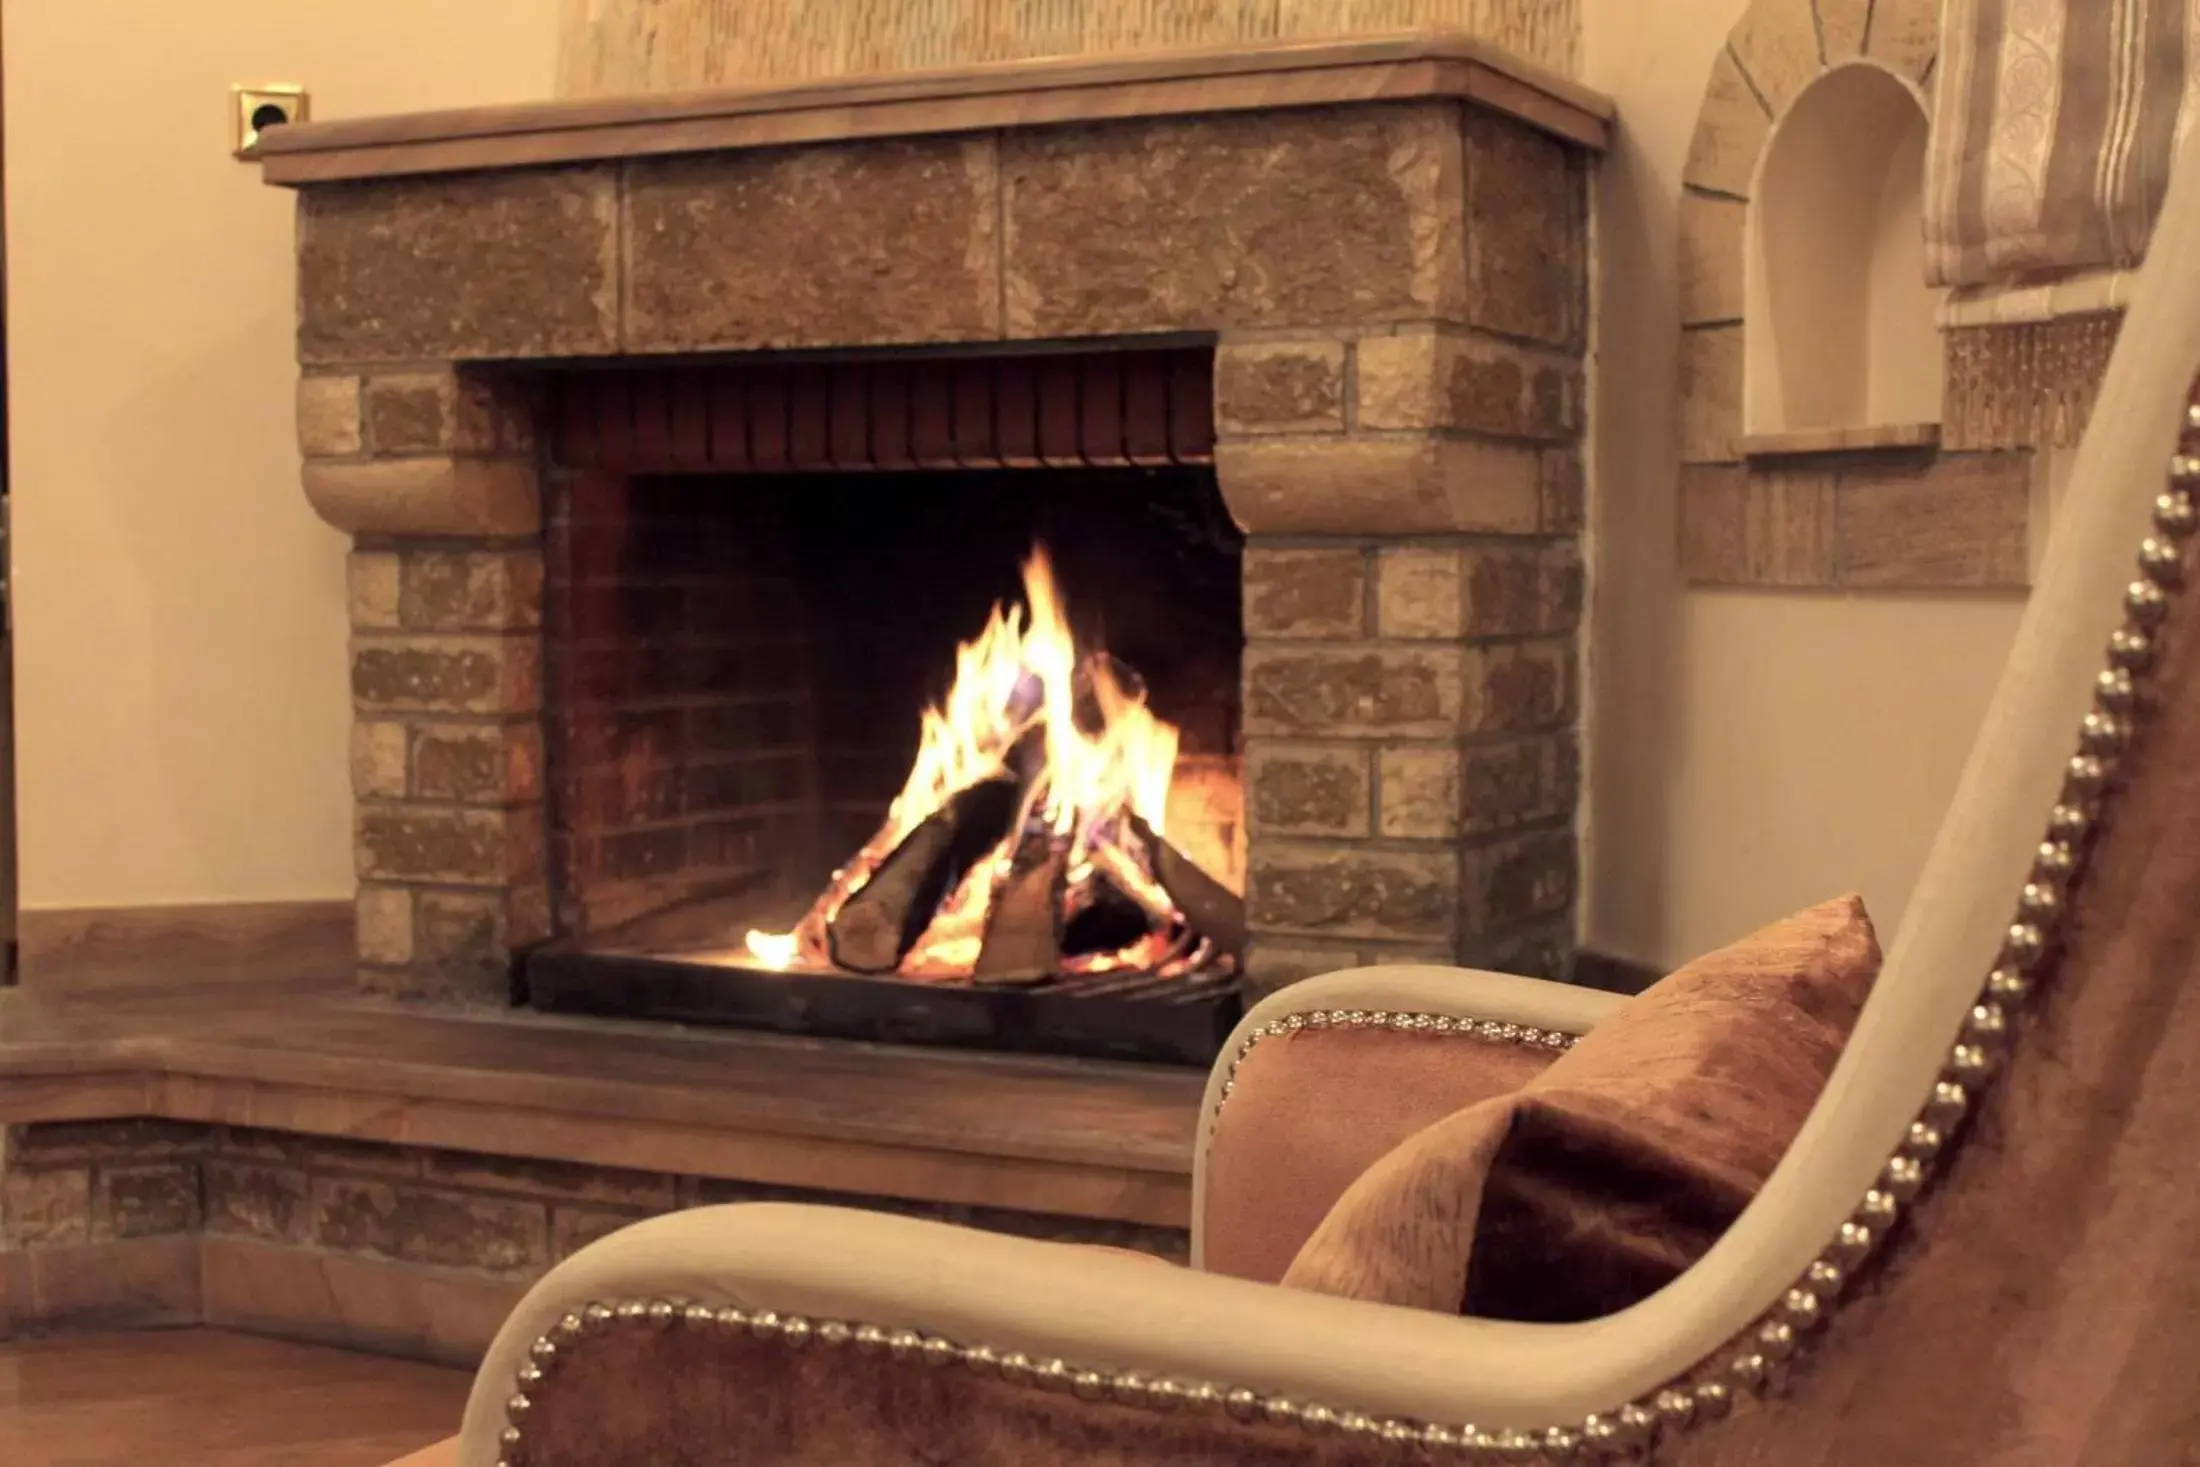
[0,979,1205,1228]
[256,34,1613,186]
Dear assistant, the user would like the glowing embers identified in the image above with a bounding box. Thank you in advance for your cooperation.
[747,549,1245,987]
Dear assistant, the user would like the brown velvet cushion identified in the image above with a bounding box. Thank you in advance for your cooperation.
[1281,894,1881,1320]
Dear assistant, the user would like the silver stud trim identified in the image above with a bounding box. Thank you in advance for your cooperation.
[499,408,2194,1463]
[1210,1006,1582,1137]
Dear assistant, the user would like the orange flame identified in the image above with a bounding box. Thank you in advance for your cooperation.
[746,549,1207,978]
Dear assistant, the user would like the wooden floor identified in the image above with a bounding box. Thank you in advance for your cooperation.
[0,1329,465,1466]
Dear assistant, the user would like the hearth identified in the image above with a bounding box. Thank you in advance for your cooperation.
[522,349,1250,1064]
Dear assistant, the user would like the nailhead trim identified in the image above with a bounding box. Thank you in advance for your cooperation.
[1210,1006,1581,1137]
[495,389,2200,1467]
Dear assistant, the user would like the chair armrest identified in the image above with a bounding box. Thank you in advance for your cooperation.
[1192,966,1628,1279]
[451,1199,1649,1466]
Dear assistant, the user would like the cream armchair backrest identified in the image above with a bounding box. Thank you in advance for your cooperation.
[449,126,2200,1467]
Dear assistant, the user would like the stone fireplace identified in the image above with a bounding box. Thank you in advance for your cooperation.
[277,37,1605,1044]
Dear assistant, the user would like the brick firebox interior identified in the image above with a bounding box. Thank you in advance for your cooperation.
[0,41,1609,1355]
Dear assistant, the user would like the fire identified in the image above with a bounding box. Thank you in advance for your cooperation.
[746,548,1233,980]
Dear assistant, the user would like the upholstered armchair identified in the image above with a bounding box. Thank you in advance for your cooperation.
[392,104,2200,1467]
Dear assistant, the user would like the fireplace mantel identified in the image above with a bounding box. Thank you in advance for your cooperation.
[257,35,1609,186]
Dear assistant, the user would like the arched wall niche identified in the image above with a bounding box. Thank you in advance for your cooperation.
[1674,0,2035,597]
[1744,62,1943,438]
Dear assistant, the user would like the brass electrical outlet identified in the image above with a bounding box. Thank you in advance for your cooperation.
[232,85,308,159]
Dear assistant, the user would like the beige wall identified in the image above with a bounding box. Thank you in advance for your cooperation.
[4,1,556,909]
[1,0,2022,957]
[1579,0,2029,970]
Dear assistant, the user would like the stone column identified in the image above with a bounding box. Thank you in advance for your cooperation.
[1215,110,1591,995]
[297,367,551,1004]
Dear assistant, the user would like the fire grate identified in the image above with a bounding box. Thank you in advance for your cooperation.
[522,944,1243,1068]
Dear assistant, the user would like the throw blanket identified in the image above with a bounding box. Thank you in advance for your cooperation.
[1926,0,2198,289]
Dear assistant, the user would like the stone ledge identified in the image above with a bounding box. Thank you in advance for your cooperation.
[305,457,541,539]
[1216,436,1543,536]
[257,36,1613,187]
[0,983,1202,1230]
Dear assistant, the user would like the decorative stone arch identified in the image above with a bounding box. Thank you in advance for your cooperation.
[1674,0,2034,595]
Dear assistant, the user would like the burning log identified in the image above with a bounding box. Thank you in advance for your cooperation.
[1131,813,1247,962]
[972,832,1070,984]
[1061,871,1158,958]
[826,776,1023,974]
[749,549,1249,988]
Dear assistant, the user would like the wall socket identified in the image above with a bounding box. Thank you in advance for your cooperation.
[232,85,309,159]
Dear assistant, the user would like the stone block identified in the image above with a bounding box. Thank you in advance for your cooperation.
[1003,105,1462,337]
[354,806,540,886]
[1837,452,2030,589]
[1216,437,1541,536]
[625,136,999,351]
[1374,547,1464,638]
[1245,743,1371,837]
[1539,447,1586,534]
[222,1129,422,1179]
[3,1235,203,1335]
[1459,734,1578,837]
[554,1206,649,1260]
[1245,645,1466,739]
[203,1160,311,1244]
[2,1166,91,1247]
[1248,842,1460,943]
[309,1177,549,1275]
[1679,192,1748,325]
[1243,938,1367,999]
[1374,541,1581,641]
[1376,745,1461,840]
[297,375,362,457]
[421,1153,677,1211]
[351,634,540,716]
[1464,830,1579,931]
[1818,0,1872,59]
[94,1163,201,1239]
[1679,325,1745,465]
[1214,340,1348,434]
[7,1120,206,1162]
[1461,109,1586,350]
[305,457,541,538]
[1355,330,1582,440]
[400,550,542,633]
[1241,548,1367,639]
[1868,0,1941,83]
[1469,640,1574,734]
[347,552,402,631]
[1679,463,1838,586]
[413,889,526,967]
[1477,920,1577,982]
[299,166,617,363]
[356,885,416,966]
[411,721,542,806]
[1540,544,1586,635]
[1685,50,1775,199]
[1730,0,1824,117]
[350,720,409,801]
[364,371,531,456]
[1372,538,1584,642]
[1459,546,1544,638]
